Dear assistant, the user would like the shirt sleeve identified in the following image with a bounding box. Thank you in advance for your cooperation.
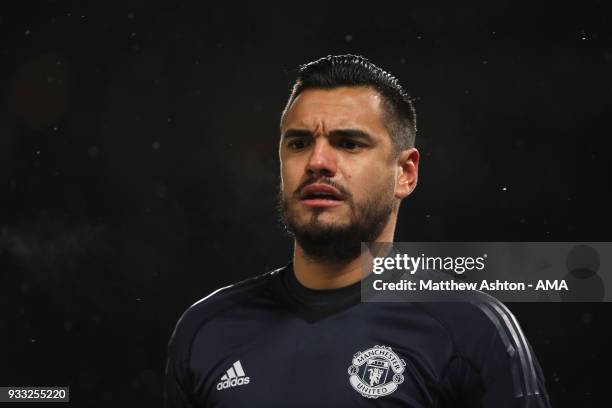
[164,331,197,408]
[459,302,552,408]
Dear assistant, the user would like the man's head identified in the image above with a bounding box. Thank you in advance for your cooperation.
[277,54,419,263]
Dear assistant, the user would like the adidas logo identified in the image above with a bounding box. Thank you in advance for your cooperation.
[216,360,251,390]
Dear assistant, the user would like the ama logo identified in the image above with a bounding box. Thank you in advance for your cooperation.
[216,360,250,390]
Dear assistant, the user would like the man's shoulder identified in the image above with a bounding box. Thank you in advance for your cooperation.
[169,265,286,346]
[415,291,508,328]
[190,265,283,312]
[414,292,531,362]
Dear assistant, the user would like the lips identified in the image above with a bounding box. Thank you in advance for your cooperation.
[299,183,345,208]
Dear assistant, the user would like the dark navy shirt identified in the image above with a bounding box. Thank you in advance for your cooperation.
[164,263,551,407]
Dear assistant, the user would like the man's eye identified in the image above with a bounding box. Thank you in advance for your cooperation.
[288,139,307,149]
[340,140,361,150]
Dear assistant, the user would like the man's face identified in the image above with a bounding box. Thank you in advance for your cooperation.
[278,86,403,262]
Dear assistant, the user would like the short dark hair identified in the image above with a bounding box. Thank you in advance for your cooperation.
[280,54,417,153]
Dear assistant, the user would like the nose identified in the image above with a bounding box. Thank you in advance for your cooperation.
[306,137,337,178]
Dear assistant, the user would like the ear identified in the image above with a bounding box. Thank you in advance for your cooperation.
[395,147,419,199]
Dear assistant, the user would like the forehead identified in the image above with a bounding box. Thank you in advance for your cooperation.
[282,86,388,133]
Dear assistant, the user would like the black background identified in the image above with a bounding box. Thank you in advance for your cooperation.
[1,1,610,406]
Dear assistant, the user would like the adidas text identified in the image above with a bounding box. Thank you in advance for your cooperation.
[216,360,250,390]
[217,376,250,390]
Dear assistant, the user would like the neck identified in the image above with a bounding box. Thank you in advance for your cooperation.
[292,216,397,289]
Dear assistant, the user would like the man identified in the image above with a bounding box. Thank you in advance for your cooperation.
[165,54,551,407]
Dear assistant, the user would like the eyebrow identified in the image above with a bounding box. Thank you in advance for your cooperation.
[281,128,375,143]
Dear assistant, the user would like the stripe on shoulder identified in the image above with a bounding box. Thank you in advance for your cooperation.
[471,297,542,398]
[189,265,285,309]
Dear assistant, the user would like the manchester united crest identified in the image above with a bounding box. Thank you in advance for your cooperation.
[347,345,405,399]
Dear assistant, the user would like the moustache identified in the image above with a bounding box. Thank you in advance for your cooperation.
[292,177,352,200]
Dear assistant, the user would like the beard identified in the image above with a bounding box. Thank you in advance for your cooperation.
[277,176,396,263]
